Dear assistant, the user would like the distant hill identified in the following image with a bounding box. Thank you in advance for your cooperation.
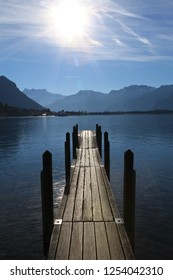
[106,85,155,111]
[48,90,108,112]
[47,85,173,112]
[23,88,64,107]
[0,76,44,110]
[142,85,173,110]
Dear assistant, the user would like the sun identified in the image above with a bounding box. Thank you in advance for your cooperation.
[50,0,88,43]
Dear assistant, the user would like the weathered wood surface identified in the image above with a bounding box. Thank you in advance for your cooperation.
[48,130,134,260]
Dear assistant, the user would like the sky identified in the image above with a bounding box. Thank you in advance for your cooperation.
[1,0,173,95]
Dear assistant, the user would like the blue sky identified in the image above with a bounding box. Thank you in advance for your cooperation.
[1,0,173,95]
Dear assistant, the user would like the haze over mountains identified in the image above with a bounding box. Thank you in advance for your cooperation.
[23,88,63,107]
[1,76,173,113]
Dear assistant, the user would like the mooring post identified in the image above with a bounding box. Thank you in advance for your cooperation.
[41,150,54,256]
[76,124,79,148]
[123,149,136,252]
[98,125,102,158]
[64,132,71,195]
[104,131,110,180]
[96,124,99,145]
[72,126,77,159]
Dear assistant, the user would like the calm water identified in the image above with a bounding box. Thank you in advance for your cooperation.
[0,115,173,260]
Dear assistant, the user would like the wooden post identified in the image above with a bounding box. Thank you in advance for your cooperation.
[76,124,79,148]
[96,124,99,145]
[123,149,136,252]
[98,125,102,158]
[64,132,71,195]
[104,131,110,180]
[72,126,77,159]
[41,150,54,256]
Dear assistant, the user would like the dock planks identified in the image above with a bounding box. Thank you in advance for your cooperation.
[48,130,134,260]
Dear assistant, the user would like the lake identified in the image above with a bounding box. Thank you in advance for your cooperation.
[0,114,173,260]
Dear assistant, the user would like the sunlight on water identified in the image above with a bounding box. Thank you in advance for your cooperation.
[53,178,65,216]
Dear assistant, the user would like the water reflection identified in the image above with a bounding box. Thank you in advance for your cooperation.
[0,118,23,156]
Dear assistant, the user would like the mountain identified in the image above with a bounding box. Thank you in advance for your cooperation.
[106,85,155,111]
[0,76,44,110]
[23,88,64,107]
[48,90,107,112]
[48,85,173,112]
[142,85,173,110]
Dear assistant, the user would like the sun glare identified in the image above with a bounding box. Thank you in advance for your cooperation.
[50,0,88,43]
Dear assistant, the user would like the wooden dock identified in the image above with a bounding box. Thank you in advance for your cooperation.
[42,128,135,260]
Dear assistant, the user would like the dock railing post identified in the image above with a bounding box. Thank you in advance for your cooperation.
[72,126,77,159]
[123,149,136,252]
[76,124,79,148]
[64,132,71,195]
[104,131,110,180]
[96,124,98,141]
[98,125,102,158]
[41,150,54,257]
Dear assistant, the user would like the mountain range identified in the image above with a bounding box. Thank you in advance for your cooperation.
[24,85,173,112]
[1,75,173,112]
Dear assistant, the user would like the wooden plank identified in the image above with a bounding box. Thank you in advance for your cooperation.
[83,130,87,149]
[87,131,90,149]
[95,222,110,259]
[63,167,80,221]
[105,222,125,259]
[85,149,89,166]
[92,149,101,166]
[85,131,88,149]
[95,166,113,221]
[88,131,92,148]
[92,132,98,149]
[55,194,68,220]
[116,224,135,260]
[55,222,72,260]
[73,167,84,221]
[88,149,95,167]
[69,222,83,260]
[63,196,75,221]
[87,131,90,148]
[75,149,82,166]
[79,131,84,148]
[80,131,83,148]
[85,131,87,148]
[78,134,82,148]
[83,222,96,259]
[95,148,102,165]
[48,225,61,259]
[80,148,86,167]
[100,166,122,220]
[69,166,80,195]
[83,131,87,149]
[90,167,103,221]
[90,131,95,148]
[83,167,92,221]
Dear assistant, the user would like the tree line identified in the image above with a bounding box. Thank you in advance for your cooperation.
[0,102,51,117]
